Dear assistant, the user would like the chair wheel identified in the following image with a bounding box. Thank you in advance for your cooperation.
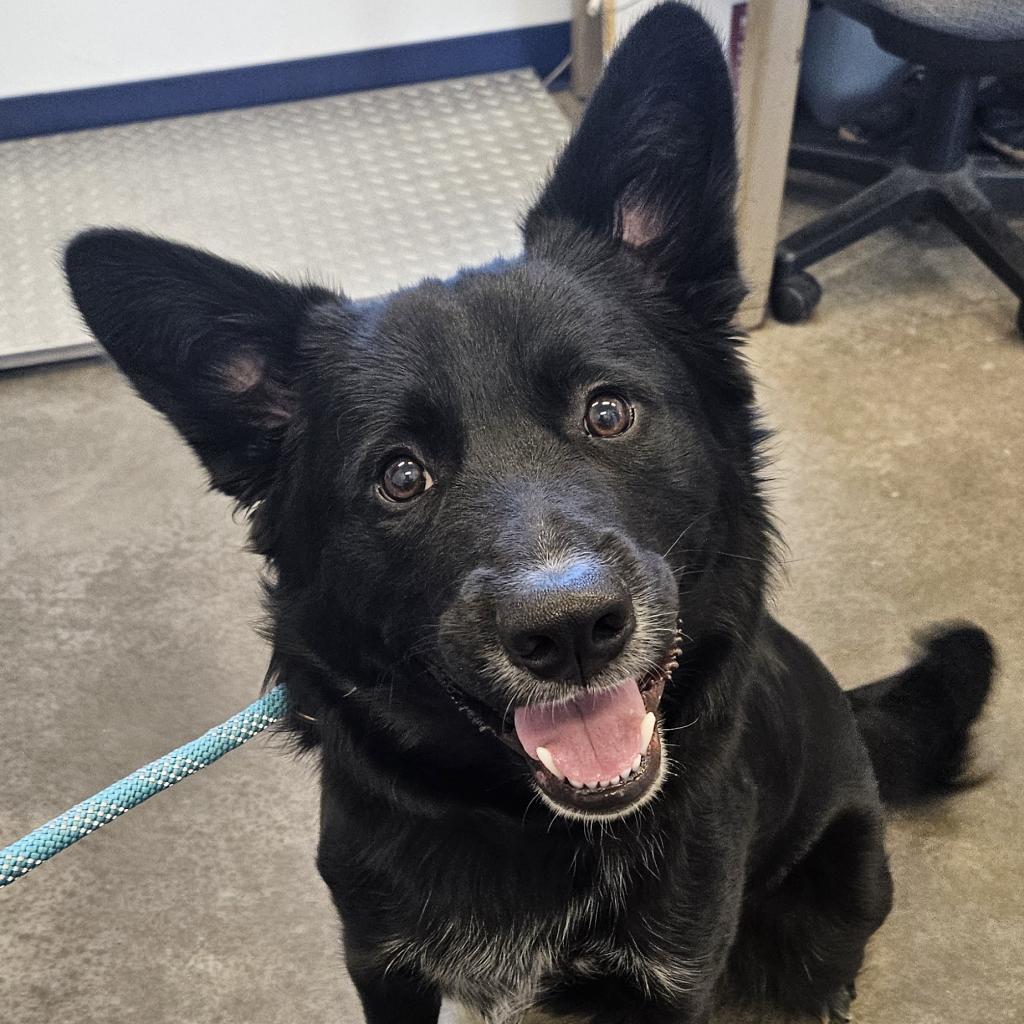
[771,270,822,324]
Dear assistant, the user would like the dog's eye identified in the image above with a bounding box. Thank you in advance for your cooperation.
[584,394,633,438]
[380,456,433,502]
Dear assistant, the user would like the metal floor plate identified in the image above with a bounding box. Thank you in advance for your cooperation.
[0,71,569,370]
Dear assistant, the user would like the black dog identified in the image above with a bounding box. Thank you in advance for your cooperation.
[64,5,995,1022]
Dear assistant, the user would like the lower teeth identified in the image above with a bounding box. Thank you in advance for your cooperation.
[565,760,644,791]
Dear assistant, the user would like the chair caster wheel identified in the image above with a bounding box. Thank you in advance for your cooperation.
[771,270,822,324]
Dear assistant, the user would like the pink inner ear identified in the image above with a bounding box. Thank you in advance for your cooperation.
[223,351,265,394]
[619,204,663,248]
[218,351,292,425]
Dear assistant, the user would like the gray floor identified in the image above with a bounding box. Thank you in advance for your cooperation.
[2,114,1023,1022]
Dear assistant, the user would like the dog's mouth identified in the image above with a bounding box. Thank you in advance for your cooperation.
[439,629,682,820]
[509,636,680,819]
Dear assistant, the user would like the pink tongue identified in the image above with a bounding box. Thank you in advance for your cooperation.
[514,678,644,782]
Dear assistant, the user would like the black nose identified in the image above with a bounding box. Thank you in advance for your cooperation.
[496,561,635,681]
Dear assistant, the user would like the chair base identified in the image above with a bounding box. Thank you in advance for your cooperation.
[789,116,1024,215]
[774,127,1024,336]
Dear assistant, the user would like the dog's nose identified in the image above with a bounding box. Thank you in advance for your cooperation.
[496,561,634,681]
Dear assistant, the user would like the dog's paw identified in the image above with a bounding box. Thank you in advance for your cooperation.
[820,983,856,1024]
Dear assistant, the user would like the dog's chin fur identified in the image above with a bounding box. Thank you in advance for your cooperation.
[64,5,996,1023]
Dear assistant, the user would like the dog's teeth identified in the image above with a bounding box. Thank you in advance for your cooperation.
[569,778,584,789]
[640,712,656,752]
[535,746,564,779]
[608,775,621,786]
[631,753,643,771]
[585,781,600,790]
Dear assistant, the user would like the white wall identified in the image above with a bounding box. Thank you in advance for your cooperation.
[614,0,740,46]
[0,1,572,99]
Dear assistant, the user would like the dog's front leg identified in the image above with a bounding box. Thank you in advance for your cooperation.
[544,977,715,1024]
[590,1004,711,1024]
[346,949,442,1024]
[588,998,713,1024]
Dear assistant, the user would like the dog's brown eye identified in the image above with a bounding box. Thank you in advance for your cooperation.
[584,394,633,438]
[380,457,432,502]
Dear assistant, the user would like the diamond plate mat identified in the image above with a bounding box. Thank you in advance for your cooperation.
[0,70,569,370]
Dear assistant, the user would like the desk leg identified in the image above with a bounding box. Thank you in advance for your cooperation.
[735,0,810,330]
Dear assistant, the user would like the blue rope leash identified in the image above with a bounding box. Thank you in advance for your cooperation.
[0,684,288,888]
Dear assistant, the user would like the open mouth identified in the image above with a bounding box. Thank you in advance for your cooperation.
[507,631,682,819]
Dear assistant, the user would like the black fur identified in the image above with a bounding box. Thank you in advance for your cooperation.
[63,5,994,1022]
[848,624,995,805]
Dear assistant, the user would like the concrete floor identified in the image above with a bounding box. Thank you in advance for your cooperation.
[2,172,1023,1021]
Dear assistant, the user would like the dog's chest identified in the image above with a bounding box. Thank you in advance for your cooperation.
[379,885,700,1022]
[386,908,557,1021]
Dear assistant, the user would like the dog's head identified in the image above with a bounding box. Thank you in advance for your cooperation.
[65,5,771,822]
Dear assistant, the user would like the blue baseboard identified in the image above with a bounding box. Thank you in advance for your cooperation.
[0,21,570,142]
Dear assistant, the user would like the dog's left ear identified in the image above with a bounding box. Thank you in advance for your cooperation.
[525,3,743,324]
[64,228,336,504]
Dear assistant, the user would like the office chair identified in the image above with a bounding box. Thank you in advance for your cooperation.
[771,0,1024,337]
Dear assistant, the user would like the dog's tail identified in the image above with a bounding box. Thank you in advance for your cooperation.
[847,624,996,805]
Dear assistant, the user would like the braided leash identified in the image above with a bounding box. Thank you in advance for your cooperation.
[0,684,288,888]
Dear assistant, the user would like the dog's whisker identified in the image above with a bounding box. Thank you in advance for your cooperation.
[661,508,716,559]
[660,716,701,734]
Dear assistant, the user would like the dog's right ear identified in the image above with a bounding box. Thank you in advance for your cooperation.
[65,229,338,504]
[524,3,743,325]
